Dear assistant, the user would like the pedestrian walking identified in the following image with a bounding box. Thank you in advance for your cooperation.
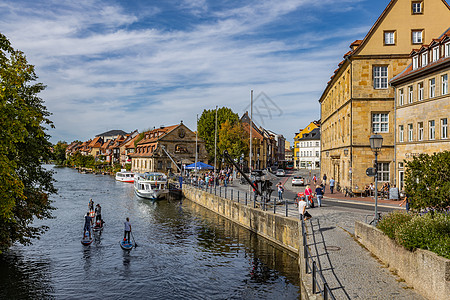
[315,184,324,207]
[304,185,314,208]
[322,174,327,193]
[329,178,335,194]
[276,182,284,200]
[399,193,410,212]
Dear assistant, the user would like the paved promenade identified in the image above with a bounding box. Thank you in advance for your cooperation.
[186,177,425,299]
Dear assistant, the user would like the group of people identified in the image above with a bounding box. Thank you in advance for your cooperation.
[83,199,103,239]
[188,167,234,187]
[83,199,133,244]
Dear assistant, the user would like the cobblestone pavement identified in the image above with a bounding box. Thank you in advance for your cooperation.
[185,176,425,300]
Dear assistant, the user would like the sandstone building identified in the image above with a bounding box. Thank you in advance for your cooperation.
[319,0,450,193]
[391,28,450,190]
[131,123,208,173]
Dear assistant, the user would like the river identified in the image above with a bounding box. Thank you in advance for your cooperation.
[0,166,300,299]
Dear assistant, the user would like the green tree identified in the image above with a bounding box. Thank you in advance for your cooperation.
[218,120,249,163]
[53,141,68,166]
[404,151,450,211]
[0,33,56,252]
[198,107,239,162]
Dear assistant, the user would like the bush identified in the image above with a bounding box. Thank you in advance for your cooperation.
[377,211,412,239]
[378,211,450,259]
[395,212,450,259]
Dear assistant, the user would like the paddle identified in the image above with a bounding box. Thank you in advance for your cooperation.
[131,231,138,247]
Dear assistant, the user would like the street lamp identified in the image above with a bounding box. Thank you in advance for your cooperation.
[369,134,383,225]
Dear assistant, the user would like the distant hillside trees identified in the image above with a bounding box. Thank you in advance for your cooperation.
[0,33,56,252]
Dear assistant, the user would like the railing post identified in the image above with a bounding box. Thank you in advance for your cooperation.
[231,189,233,200]
[285,197,288,217]
[237,190,240,203]
[312,261,317,294]
[225,187,227,199]
[324,283,330,300]
[273,197,276,214]
[220,186,222,198]
[245,192,248,205]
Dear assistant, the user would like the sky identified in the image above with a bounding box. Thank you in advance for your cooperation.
[0,0,398,144]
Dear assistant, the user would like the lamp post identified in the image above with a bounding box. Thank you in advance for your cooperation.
[369,134,383,225]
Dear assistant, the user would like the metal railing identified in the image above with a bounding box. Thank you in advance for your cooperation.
[301,219,336,300]
[184,179,292,217]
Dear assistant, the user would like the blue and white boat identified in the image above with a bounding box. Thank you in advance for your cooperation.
[133,172,168,200]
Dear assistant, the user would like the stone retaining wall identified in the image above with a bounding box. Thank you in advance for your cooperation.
[355,221,450,300]
[182,185,323,299]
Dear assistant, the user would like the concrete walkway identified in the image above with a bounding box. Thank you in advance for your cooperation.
[186,179,425,299]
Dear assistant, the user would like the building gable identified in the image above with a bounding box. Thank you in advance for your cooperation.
[355,0,450,56]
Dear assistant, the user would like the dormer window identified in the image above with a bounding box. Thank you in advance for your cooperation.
[412,30,423,44]
[384,31,395,45]
[432,47,439,62]
[412,55,419,69]
[421,52,428,66]
[412,1,423,14]
[445,42,450,57]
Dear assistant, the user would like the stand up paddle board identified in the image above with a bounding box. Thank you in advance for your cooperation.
[120,240,134,250]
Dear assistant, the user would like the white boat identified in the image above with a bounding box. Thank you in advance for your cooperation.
[134,172,168,200]
[115,169,135,183]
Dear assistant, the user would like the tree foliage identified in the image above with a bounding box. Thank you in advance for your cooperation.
[218,120,249,163]
[0,33,56,252]
[198,107,239,162]
[67,152,95,168]
[404,151,450,211]
[53,141,68,165]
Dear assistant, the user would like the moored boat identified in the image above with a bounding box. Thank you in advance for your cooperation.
[115,169,135,183]
[120,240,134,250]
[134,172,168,200]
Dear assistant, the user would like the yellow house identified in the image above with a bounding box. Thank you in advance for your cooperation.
[293,121,320,168]
[319,0,450,193]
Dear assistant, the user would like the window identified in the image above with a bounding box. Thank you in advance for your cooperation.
[442,74,448,95]
[413,55,419,69]
[446,42,450,57]
[399,125,404,142]
[399,88,404,105]
[377,162,390,182]
[418,122,424,141]
[373,66,388,89]
[372,113,389,133]
[384,31,395,45]
[429,120,435,140]
[412,30,423,44]
[412,1,423,14]
[432,47,439,62]
[315,151,319,157]
[421,52,428,66]
[408,85,414,103]
[408,124,414,141]
[429,78,436,98]
[442,118,448,139]
[418,82,424,101]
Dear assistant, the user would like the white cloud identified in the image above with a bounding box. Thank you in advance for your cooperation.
[0,0,370,143]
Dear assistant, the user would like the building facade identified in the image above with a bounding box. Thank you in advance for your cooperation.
[319,0,450,193]
[131,123,208,173]
[297,128,321,170]
[293,121,320,169]
[391,29,450,191]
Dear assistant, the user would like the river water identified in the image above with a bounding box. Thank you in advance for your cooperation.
[0,166,300,299]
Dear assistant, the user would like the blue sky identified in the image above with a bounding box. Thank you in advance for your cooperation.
[1,0,397,144]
